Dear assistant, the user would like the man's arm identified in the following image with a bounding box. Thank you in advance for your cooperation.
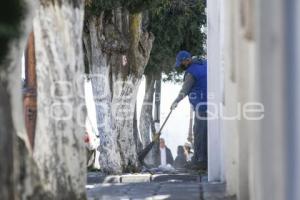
[171,73,196,109]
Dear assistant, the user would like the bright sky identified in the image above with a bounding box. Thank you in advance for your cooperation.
[136,76,191,157]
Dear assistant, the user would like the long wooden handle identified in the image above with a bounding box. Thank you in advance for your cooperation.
[158,109,173,133]
[138,109,173,163]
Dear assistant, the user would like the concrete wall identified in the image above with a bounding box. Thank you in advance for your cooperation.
[221,0,257,198]
[207,0,300,199]
[254,0,293,199]
[220,0,239,195]
[294,2,300,199]
[286,1,300,200]
[207,0,223,182]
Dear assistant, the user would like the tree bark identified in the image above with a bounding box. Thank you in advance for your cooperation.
[143,72,161,166]
[83,8,154,173]
[0,1,49,199]
[0,61,17,200]
[33,1,87,199]
[139,73,155,148]
[83,15,123,174]
[152,72,162,165]
[109,11,154,172]
[153,72,162,127]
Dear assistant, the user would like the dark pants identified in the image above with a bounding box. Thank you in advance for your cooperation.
[192,111,207,168]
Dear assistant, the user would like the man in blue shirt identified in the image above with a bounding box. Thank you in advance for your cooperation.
[171,50,207,170]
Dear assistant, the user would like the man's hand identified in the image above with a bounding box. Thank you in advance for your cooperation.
[170,101,178,110]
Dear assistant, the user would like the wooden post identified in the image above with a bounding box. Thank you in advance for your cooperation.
[23,31,37,149]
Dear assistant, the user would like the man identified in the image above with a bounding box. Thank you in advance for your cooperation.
[184,141,194,162]
[171,50,207,170]
[158,138,174,167]
[174,146,188,169]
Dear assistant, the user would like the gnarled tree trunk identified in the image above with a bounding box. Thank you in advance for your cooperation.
[33,1,87,199]
[83,14,123,174]
[83,8,154,173]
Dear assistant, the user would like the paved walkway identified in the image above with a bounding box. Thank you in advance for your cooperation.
[86,173,236,200]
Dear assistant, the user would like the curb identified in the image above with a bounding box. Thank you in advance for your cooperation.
[87,173,201,184]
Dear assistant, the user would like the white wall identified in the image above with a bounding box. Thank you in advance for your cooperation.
[221,0,238,195]
[207,0,223,182]
[294,2,300,199]
[221,0,257,198]
[209,0,300,199]
[254,0,288,199]
[217,0,257,198]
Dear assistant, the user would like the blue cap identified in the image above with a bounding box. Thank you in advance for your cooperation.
[175,50,192,68]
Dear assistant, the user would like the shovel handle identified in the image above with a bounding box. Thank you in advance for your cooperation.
[138,109,173,163]
[156,109,173,136]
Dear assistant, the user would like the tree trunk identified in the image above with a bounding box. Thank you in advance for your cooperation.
[110,12,154,172]
[143,72,162,166]
[153,73,162,165]
[153,72,162,129]
[0,63,17,200]
[33,1,87,199]
[83,15,123,174]
[83,9,154,172]
[139,73,155,147]
[0,68,16,199]
[0,1,49,199]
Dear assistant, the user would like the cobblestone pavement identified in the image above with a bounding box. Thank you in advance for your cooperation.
[86,173,236,200]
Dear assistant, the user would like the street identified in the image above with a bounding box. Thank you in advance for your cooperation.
[86,173,236,200]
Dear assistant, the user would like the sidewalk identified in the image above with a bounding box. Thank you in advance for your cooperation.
[201,182,236,200]
[86,172,236,200]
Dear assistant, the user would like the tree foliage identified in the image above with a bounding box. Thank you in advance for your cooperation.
[84,0,206,82]
[145,0,206,82]
[85,0,160,15]
[0,0,25,62]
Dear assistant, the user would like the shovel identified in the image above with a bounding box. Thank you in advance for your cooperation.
[138,109,173,165]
